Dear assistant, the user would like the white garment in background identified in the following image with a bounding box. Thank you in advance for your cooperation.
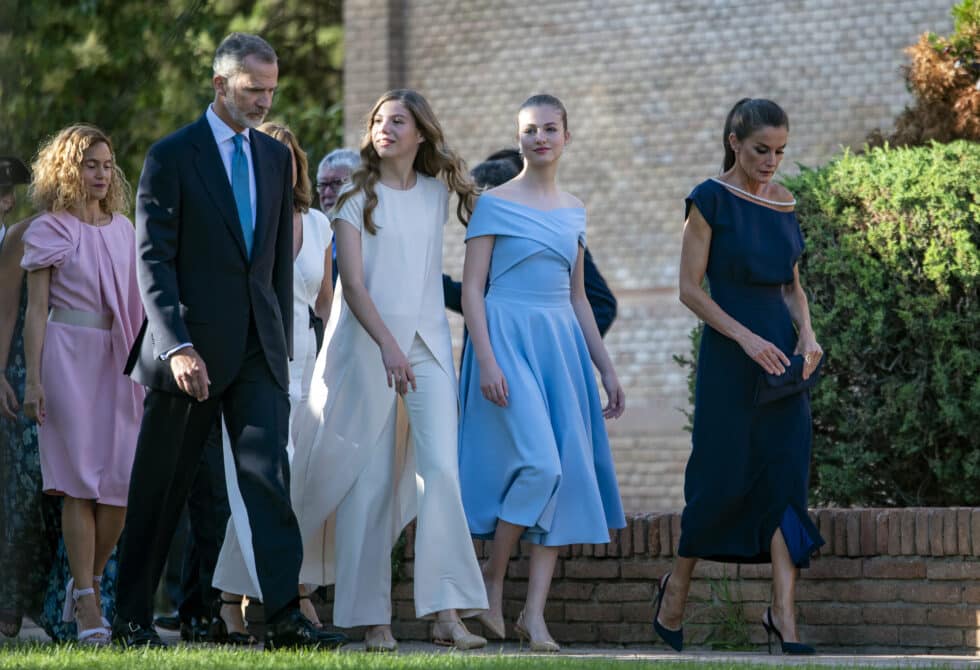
[290,175,487,626]
[287,208,333,449]
[213,208,332,598]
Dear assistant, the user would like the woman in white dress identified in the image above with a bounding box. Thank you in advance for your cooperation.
[211,123,333,641]
[258,123,334,455]
[289,89,488,651]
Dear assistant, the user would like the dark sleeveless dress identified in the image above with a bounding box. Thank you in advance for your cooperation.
[678,179,824,567]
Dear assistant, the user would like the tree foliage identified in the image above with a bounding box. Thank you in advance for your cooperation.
[0,0,343,218]
[786,141,979,506]
[870,0,980,146]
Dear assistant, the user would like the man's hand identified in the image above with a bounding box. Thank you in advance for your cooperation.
[169,348,210,401]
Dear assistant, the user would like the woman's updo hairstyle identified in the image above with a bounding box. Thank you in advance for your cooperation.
[722,98,788,171]
[519,94,568,132]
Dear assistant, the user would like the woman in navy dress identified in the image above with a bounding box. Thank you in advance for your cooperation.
[458,94,626,652]
[653,99,824,655]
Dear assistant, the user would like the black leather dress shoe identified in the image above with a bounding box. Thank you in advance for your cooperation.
[153,614,180,632]
[179,616,213,643]
[111,617,168,648]
[263,609,348,651]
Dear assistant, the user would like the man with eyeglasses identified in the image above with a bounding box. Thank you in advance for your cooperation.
[315,149,358,213]
[310,149,359,349]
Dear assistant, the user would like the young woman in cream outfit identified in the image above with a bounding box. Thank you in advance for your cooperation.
[288,89,487,651]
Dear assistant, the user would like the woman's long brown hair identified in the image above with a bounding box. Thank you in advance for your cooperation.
[335,89,477,234]
[258,121,313,213]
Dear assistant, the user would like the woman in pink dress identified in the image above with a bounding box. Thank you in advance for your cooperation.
[21,124,144,645]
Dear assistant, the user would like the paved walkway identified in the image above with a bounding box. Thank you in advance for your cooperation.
[9,619,979,668]
[399,642,978,667]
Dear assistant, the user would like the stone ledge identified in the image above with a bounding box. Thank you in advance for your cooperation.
[299,509,980,653]
[411,509,980,561]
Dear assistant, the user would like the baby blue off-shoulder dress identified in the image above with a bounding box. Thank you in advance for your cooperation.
[457,194,626,546]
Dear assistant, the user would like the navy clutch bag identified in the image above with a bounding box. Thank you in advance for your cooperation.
[754,354,824,406]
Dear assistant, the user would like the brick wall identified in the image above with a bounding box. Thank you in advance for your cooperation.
[304,509,980,654]
[342,1,955,511]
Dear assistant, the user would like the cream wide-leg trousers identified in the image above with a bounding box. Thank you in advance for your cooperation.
[333,334,487,627]
[212,335,487,627]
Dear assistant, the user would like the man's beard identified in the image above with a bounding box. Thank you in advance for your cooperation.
[225,93,264,129]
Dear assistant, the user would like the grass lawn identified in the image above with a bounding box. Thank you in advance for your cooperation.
[3,646,649,669]
[0,643,926,670]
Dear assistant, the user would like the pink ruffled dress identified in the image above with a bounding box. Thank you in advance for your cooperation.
[21,211,145,507]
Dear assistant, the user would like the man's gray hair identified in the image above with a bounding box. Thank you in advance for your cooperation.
[213,33,277,79]
[317,149,360,174]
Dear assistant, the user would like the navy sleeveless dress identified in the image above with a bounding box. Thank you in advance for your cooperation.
[678,179,824,567]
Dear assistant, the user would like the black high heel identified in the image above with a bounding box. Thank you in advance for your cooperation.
[652,572,683,652]
[762,606,814,655]
[210,596,257,646]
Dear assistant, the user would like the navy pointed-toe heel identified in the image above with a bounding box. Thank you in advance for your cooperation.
[652,572,683,652]
[762,606,815,655]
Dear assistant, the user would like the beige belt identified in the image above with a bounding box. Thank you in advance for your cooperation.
[48,307,113,330]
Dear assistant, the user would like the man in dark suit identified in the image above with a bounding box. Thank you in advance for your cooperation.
[112,33,343,649]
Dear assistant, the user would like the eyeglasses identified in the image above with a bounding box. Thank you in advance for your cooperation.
[316,178,349,192]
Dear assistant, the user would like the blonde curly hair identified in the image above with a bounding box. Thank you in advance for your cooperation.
[30,124,131,215]
[335,89,477,235]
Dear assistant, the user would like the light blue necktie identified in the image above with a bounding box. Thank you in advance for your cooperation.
[231,134,254,257]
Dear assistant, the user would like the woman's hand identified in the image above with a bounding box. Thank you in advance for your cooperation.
[600,369,625,419]
[794,331,824,380]
[23,382,45,425]
[739,331,791,375]
[381,339,415,395]
[0,377,18,420]
[479,359,508,407]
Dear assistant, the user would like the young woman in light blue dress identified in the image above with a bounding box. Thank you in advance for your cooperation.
[458,94,626,652]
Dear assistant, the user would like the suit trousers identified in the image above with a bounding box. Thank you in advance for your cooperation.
[116,323,300,627]
[177,419,230,621]
[332,335,486,627]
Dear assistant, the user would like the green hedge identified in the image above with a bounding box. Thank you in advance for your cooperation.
[787,141,980,506]
[678,141,980,506]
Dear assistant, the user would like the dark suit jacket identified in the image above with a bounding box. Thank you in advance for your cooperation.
[126,114,294,395]
[442,273,462,314]
[583,248,617,336]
